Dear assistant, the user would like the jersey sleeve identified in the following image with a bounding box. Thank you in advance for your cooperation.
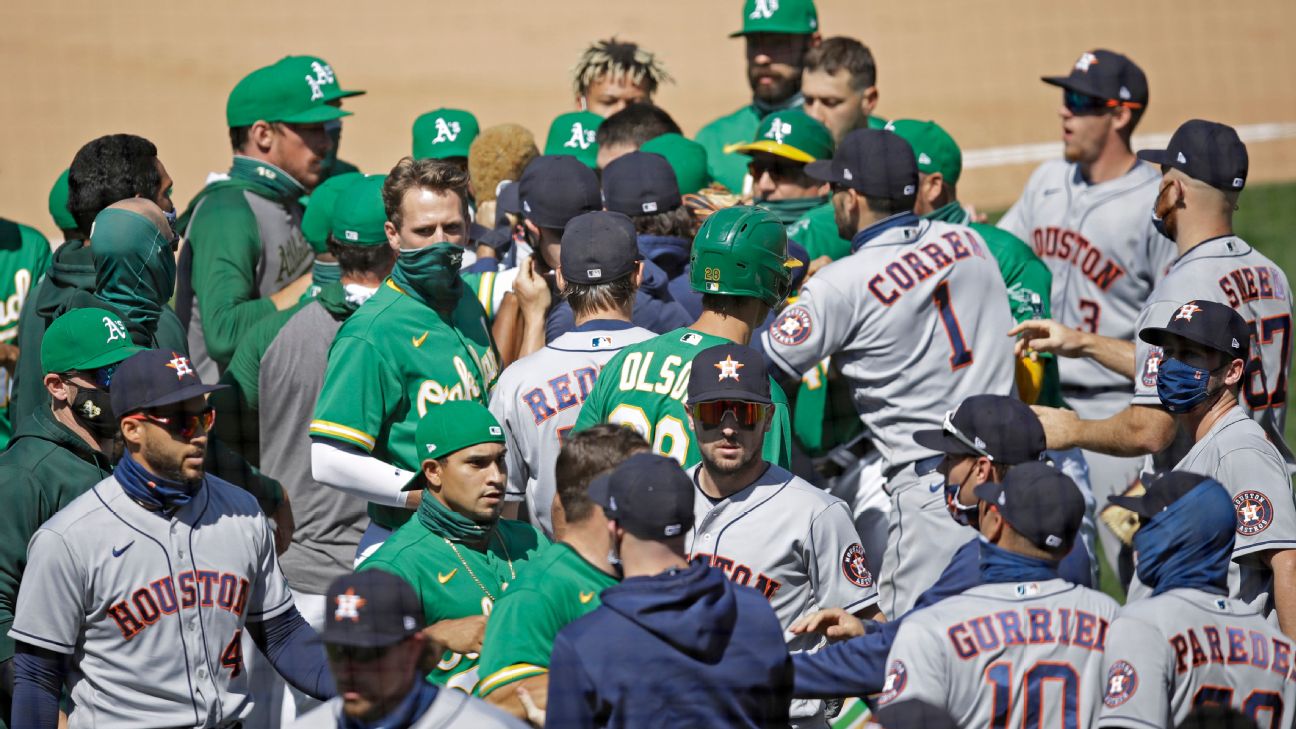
[808,501,879,614]
[1096,614,1171,729]
[226,304,299,411]
[1221,447,1296,560]
[476,587,558,696]
[186,190,278,366]
[763,280,856,380]
[489,382,529,502]
[310,335,400,452]
[1131,300,1179,405]
[245,517,294,623]
[877,616,948,709]
[995,166,1042,241]
[9,530,85,655]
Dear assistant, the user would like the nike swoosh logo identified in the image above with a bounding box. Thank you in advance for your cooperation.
[438,569,456,584]
[112,541,134,558]
[412,331,429,348]
[579,591,595,604]
[929,482,943,493]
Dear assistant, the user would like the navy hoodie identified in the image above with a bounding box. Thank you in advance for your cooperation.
[546,258,693,343]
[546,562,792,728]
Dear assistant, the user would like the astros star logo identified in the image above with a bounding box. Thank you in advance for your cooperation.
[1175,303,1202,321]
[334,588,366,622]
[165,353,194,380]
[1074,52,1099,72]
[715,355,744,381]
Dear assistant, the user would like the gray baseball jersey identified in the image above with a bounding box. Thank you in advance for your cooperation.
[762,218,1017,473]
[1131,236,1294,465]
[1176,407,1296,618]
[489,322,655,536]
[1098,588,1296,729]
[10,473,294,728]
[998,159,1177,405]
[685,462,879,724]
[291,690,527,728]
[879,578,1120,727]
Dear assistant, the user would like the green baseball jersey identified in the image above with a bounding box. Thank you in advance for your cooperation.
[311,280,501,530]
[573,327,792,468]
[790,358,863,457]
[460,269,509,322]
[475,543,618,697]
[0,219,52,449]
[787,202,851,263]
[358,517,548,693]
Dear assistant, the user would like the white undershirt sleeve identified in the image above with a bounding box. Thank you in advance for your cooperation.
[310,438,414,509]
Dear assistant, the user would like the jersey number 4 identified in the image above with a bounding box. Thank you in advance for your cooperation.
[1194,686,1284,728]
[933,282,974,370]
[221,629,244,678]
[986,661,1078,729]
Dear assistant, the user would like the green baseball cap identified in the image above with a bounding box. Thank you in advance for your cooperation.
[545,111,604,169]
[729,110,833,163]
[42,308,144,375]
[48,168,77,232]
[412,108,481,160]
[641,133,710,194]
[276,55,366,102]
[226,62,353,127]
[403,401,507,490]
[886,119,963,186]
[731,0,819,37]
[330,175,390,246]
[302,172,364,252]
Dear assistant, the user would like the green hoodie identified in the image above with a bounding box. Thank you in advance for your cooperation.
[0,219,53,449]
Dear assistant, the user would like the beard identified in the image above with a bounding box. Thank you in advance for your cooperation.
[833,197,857,240]
[702,440,763,476]
[749,67,801,104]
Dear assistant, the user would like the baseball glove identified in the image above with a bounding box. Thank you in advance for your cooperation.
[1099,479,1146,546]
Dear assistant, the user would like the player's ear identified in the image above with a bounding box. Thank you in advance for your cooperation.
[1223,356,1246,388]
[119,417,145,448]
[860,86,879,116]
[684,405,697,434]
[249,120,276,154]
[1110,106,1134,136]
[632,261,645,289]
[44,373,70,403]
[423,459,443,490]
[384,220,401,250]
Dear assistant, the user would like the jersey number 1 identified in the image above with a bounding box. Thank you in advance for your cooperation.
[933,281,974,370]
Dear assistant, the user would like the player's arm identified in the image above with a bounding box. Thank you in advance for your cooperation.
[513,259,551,360]
[1264,549,1296,640]
[11,643,64,729]
[1223,448,1296,640]
[477,586,559,713]
[1031,403,1175,457]
[310,440,417,508]
[1009,319,1137,379]
[762,279,856,389]
[874,617,949,709]
[484,674,550,720]
[186,192,281,366]
[808,501,883,620]
[1096,614,1170,728]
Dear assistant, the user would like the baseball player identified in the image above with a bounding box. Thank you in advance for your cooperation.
[292,571,525,729]
[544,111,603,169]
[683,343,880,728]
[0,214,51,449]
[997,49,1177,572]
[476,425,649,718]
[1132,301,1296,636]
[296,170,364,301]
[271,55,365,183]
[310,158,500,561]
[176,58,349,381]
[10,349,333,728]
[878,463,1119,726]
[695,0,821,193]
[357,402,548,693]
[572,38,673,117]
[573,205,796,469]
[489,211,655,535]
[801,37,887,144]
[1099,472,1296,727]
[412,108,480,168]
[762,129,1015,617]
[730,109,835,231]
[592,103,682,170]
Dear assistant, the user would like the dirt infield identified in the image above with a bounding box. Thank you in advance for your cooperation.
[2,0,1294,237]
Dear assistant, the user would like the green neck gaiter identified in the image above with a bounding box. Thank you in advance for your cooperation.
[925,201,970,225]
[229,156,306,201]
[389,242,464,310]
[417,491,495,544]
[92,208,176,340]
[758,195,828,225]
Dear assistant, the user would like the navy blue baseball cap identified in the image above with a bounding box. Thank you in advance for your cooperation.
[111,349,226,418]
[1138,299,1249,363]
[588,452,695,540]
[975,462,1085,552]
[913,395,1047,475]
[517,155,601,229]
[687,343,772,406]
[602,152,683,217]
[321,571,424,647]
[1108,471,1219,520]
[560,211,641,285]
[805,129,918,202]
[1137,119,1248,192]
[1042,49,1148,108]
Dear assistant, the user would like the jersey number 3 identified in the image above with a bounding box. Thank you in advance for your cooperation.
[933,281,974,370]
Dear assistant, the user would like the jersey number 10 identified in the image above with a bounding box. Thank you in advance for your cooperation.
[985,661,1077,729]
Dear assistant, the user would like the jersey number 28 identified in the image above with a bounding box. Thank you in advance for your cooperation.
[608,404,690,464]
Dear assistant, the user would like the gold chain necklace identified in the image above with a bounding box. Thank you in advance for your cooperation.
[443,535,515,601]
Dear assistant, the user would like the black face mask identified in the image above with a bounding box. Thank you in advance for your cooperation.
[70,384,117,439]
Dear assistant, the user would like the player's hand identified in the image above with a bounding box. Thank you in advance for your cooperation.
[805,255,834,280]
[1030,405,1080,450]
[271,489,294,556]
[1008,319,1087,360]
[513,259,552,319]
[962,203,989,224]
[789,608,866,640]
[424,615,488,655]
[515,686,547,727]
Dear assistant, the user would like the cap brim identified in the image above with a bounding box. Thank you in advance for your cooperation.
[278,105,353,124]
[131,383,228,413]
[1040,75,1101,98]
[1138,325,1230,357]
[318,626,413,648]
[327,89,367,100]
[587,474,613,508]
[915,454,946,476]
[686,390,774,406]
[67,345,146,373]
[726,141,816,164]
[1135,149,1174,165]
[1106,494,1156,520]
[912,429,979,458]
[401,467,428,492]
[803,160,842,184]
[972,481,1005,505]
[497,184,521,216]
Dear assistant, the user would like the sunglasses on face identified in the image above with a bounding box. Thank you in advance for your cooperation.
[692,400,771,429]
[125,407,216,439]
[748,158,804,182]
[1062,89,1143,115]
[64,364,120,390]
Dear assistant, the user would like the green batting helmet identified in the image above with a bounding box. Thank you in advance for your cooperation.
[689,206,797,307]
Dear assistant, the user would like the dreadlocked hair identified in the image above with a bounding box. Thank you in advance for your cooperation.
[573,38,674,97]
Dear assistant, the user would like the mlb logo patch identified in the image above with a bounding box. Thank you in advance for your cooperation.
[642,201,658,213]
[586,268,603,279]
[680,332,703,345]
[591,336,613,347]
